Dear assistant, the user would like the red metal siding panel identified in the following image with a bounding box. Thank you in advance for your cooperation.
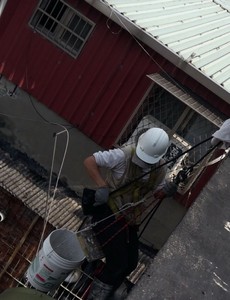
[85,51,154,145]
[0,0,162,148]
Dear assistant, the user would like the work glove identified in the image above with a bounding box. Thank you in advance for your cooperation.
[174,169,188,185]
[94,187,110,206]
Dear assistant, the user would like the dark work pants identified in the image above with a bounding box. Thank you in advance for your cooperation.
[92,205,139,289]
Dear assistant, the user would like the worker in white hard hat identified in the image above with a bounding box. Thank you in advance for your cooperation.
[84,127,178,300]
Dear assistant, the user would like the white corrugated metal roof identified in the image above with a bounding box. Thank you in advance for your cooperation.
[85,0,230,103]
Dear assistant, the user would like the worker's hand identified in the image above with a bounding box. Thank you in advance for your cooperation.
[174,169,188,185]
[94,187,110,206]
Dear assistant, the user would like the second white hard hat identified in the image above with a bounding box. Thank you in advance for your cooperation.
[211,119,230,149]
[136,128,170,164]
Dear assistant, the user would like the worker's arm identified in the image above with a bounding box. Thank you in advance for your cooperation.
[84,156,107,187]
[84,156,110,206]
[154,168,189,200]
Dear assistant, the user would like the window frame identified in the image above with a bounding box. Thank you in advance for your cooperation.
[29,0,95,58]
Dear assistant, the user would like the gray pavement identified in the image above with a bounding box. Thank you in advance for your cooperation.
[128,156,230,299]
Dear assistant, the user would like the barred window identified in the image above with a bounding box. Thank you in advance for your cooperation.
[29,0,95,58]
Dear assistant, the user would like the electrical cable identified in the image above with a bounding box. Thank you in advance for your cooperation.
[138,198,163,239]
[20,58,73,254]
[137,141,222,237]
[76,138,225,259]
[1,1,227,260]
[0,107,72,255]
[18,44,75,253]
[106,9,122,35]
[109,135,213,197]
[28,92,74,128]
[24,58,74,128]
[181,141,222,174]
[76,138,221,243]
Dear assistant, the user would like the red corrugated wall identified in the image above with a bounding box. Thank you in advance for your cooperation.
[0,0,165,148]
[1,0,229,150]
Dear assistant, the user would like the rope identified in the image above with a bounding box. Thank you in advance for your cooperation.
[138,199,163,239]
[92,193,164,248]
[182,141,222,175]
[77,137,222,248]
[100,221,129,248]
[36,126,70,254]
[28,137,224,279]
[109,136,213,197]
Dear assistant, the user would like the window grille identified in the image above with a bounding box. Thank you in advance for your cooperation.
[29,0,95,58]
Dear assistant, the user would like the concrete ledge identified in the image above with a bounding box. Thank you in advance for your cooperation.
[128,157,230,299]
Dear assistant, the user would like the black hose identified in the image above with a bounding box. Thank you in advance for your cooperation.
[109,136,213,196]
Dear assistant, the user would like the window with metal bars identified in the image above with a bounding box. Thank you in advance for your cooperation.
[29,0,95,58]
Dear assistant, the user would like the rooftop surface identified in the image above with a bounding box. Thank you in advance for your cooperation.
[127,155,230,299]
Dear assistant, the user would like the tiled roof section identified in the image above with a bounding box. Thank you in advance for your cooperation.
[104,0,230,93]
[0,142,84,232]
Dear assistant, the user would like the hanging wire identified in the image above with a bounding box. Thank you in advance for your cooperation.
[75,138,221,245]
[74,124,228,266]
[109,136,213,197]
[1,2,227,286]
[0,104,72,258]
[36,125,70,254]
[17,42,74,254]
[138,199,163,239]
[106,8,122,35]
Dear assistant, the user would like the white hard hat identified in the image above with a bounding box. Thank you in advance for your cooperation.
[212,119,230,143]
[136,128,170,164]
[211,119,230,149]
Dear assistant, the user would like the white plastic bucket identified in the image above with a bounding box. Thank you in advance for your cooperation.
[27,229,85,292]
